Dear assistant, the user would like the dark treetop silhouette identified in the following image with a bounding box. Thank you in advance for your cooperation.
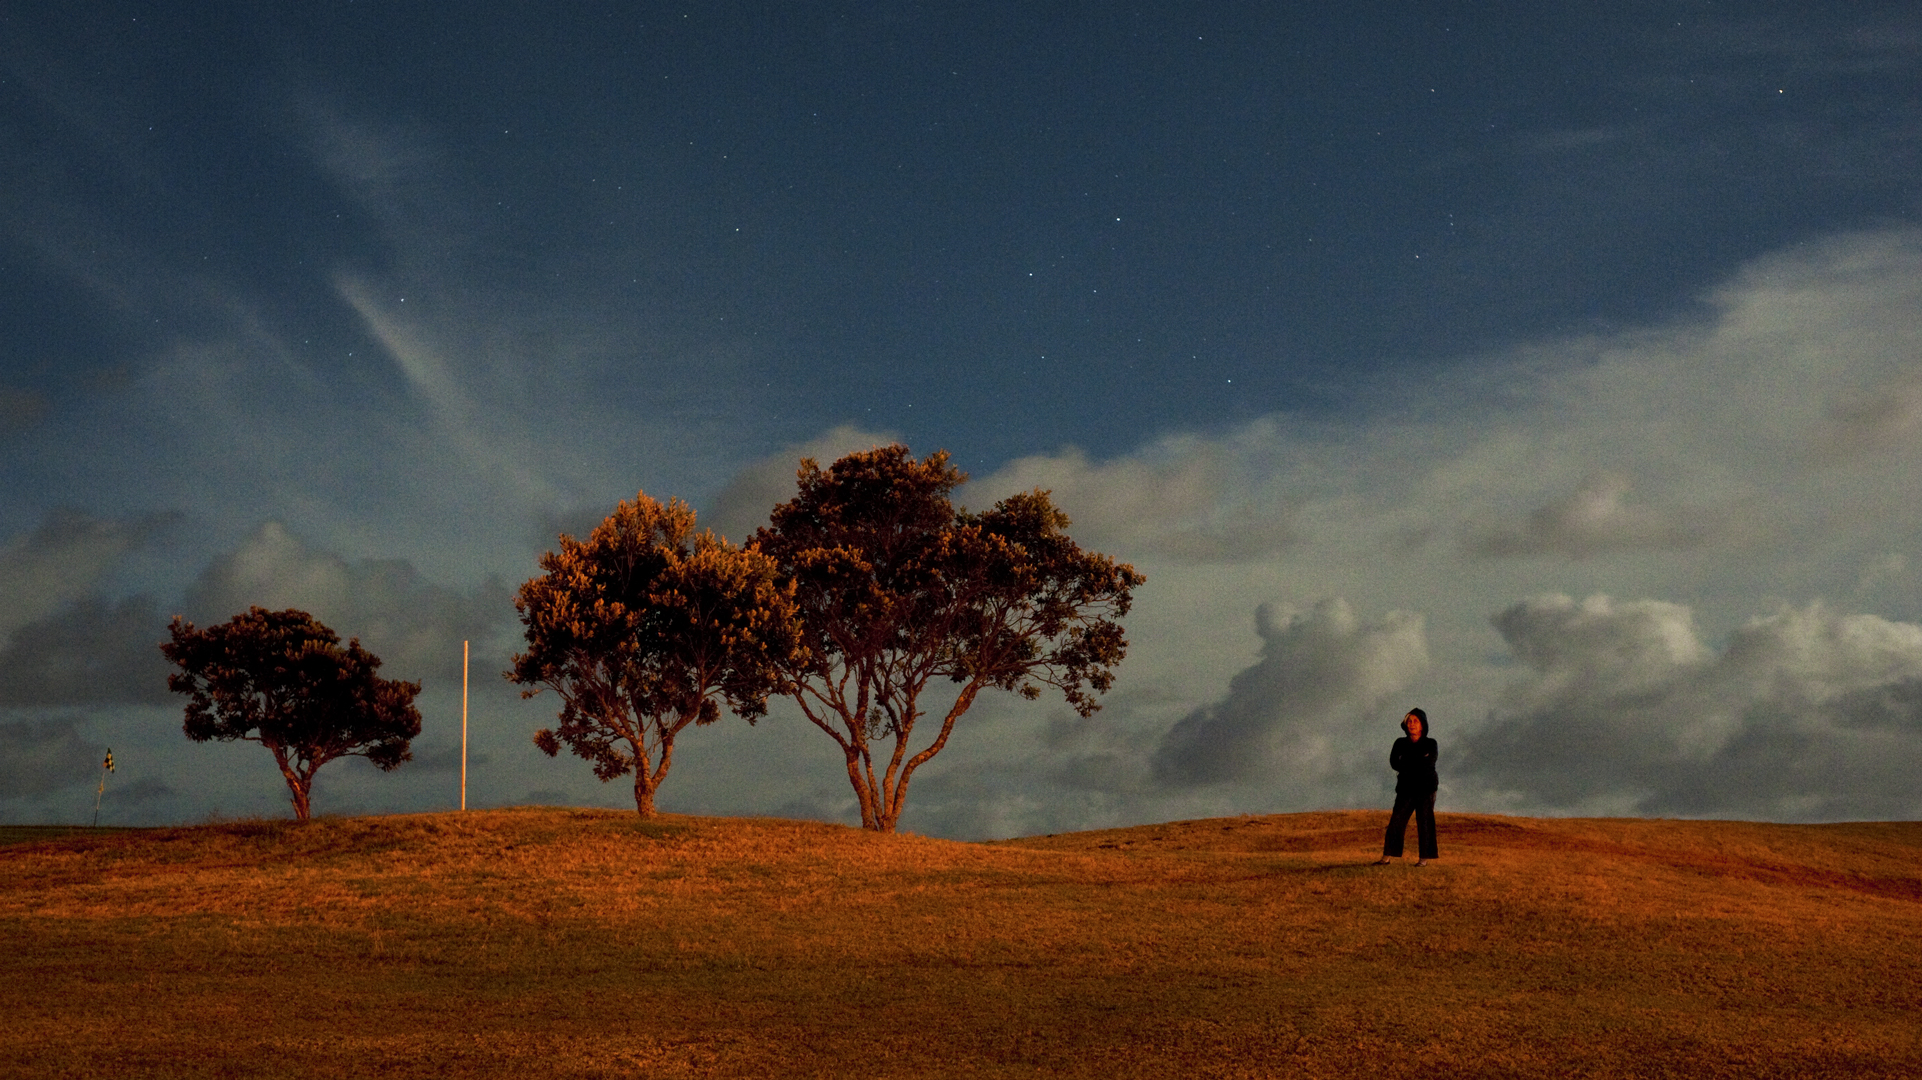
[753,444,1145,832]
[509,492,803,817]
[162,607,421,821]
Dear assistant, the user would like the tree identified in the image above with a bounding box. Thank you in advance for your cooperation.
[508,492,802,817]
[162,607,421,821]
[753,445,1145,832]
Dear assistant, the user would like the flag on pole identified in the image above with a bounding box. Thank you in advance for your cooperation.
[95,748,114,827]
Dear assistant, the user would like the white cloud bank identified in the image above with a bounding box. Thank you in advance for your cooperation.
[0,514,537,824]
[0,510,174,642]
[0,517,512,707]
[181,522,514,686]
[872,227,1922,833]
[1151,600,1429,791]
[12,225,1922,833]
[1461,594,1922,819]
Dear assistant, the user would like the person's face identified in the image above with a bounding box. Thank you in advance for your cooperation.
[1403,714,1423,739]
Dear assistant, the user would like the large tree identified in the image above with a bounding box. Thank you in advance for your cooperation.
[162,608,421,820]
[754,445,1145,832]
[509,492,802,817]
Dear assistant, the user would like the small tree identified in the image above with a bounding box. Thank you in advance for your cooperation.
[754,445,1145,832]
[162,607,421,820]
[509,492,802,817]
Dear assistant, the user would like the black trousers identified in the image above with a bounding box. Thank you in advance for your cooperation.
[1383,790,1437,859]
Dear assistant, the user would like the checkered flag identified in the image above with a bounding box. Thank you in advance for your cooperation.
[94,749,115,827]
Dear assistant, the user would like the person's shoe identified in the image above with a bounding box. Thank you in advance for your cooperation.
[1372,857,1393,865]
[1414,859,1428,867]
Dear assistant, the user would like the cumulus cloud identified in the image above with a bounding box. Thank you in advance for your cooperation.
[1812,372,1922,464]
[0,717,104,799]
[939,227,1922,820]
[0,595,171,707]
[1459,594,1922,818]
[0,510,178,708]
[703,426,1295,563]
[0,518,512,708]
[1150,599,1429,791]
[1467,472,1715,558]
[0,510,174,641]
[511,228,1922,828]
[688,223,1922,829]
[701,424,899,543]
[181,522,513,684]
[15,219,1922,829]
[976,440,1293,562]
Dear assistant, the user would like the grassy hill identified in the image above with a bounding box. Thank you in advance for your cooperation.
[2,808,1918,1078]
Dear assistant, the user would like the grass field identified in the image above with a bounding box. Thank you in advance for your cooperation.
[2,808,1918,1078]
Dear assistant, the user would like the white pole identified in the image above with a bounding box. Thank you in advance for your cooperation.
[461,640,469,812]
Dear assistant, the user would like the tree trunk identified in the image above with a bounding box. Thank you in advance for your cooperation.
[873,767,913,832]
[633,736,660,818]
[268,743,313,820]
[870,683,982,833]
[631,753,662,817]
[846,744,882,829]
[791,693,885,829]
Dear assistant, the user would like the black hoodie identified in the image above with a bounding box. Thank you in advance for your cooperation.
[1389,726,1438,795]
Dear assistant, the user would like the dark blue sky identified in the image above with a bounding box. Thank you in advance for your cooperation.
[9,2,1914,469]
[4,3,1920,832]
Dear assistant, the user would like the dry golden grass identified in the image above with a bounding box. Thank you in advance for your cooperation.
[3,808,1918,1078]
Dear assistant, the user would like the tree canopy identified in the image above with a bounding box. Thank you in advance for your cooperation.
[162,607,421,820]
[753,445,1144,832]
[508,492,803,817]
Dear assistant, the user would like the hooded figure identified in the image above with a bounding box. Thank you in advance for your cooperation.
[1376,707,1438,864]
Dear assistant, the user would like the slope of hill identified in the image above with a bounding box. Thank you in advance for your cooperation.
[2,808,1917,1078]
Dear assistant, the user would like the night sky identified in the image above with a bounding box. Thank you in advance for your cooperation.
[5,2,1920,835]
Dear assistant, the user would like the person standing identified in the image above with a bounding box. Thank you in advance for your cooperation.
[1375,708,1438,866]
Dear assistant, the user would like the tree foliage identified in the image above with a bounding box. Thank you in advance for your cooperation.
[753,445,1145,832]
[161,607,421,821]
[509,492,802,817]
